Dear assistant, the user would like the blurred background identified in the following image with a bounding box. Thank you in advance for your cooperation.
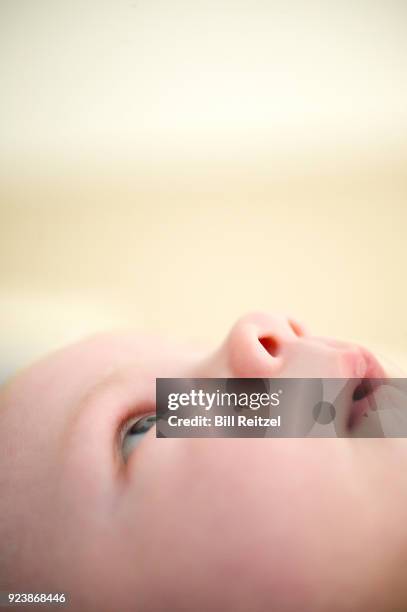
[1,0,406,382]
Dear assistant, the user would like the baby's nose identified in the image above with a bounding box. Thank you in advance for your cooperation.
[219,312,384,378]
[221,311,307,377]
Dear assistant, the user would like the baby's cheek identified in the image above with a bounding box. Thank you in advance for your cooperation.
[114,438,407,612]
[38,435,407,612]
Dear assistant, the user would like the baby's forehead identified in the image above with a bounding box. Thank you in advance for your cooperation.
[0,334,121,428]
[0,331,186,432]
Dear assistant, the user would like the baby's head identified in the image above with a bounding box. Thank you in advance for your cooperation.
[1,312,407,612]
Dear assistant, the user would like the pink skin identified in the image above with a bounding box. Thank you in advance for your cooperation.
[0,312,406,612]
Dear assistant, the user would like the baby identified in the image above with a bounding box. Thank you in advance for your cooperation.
[1,312,407,612]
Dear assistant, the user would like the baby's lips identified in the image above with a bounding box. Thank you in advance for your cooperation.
[318,336,386,379]
[310,336,381,379]
[355,346,387,380]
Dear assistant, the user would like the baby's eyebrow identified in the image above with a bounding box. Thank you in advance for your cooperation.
[63,372,127,435]
[54,375,128,481]
[60,367,155,452]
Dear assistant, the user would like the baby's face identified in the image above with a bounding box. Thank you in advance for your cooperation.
[1,312,407,612]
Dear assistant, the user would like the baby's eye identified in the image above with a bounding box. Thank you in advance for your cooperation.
[121,414,157,462]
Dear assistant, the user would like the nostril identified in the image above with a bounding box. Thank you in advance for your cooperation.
[258,335,280,358]
[288,319,304,337]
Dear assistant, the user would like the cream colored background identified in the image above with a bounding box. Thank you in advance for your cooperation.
[1,1,406,378]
